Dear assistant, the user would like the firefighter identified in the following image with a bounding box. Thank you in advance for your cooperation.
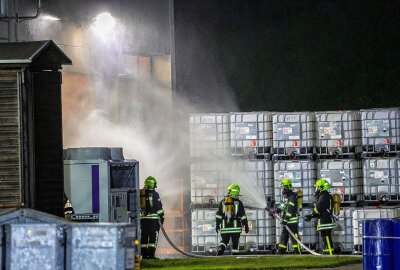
[272,179,300,254]
[140,176,164,259]
[215,183,249,255]
[304,179,335,255]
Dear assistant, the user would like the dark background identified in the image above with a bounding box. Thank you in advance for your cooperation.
[173,0,400,112]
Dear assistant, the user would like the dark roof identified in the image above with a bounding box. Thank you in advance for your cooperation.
[0,40,72,65]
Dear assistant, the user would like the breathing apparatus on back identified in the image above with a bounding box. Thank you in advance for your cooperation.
[140,176,158,212]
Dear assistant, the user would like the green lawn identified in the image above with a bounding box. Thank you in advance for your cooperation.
[141,255,362,270]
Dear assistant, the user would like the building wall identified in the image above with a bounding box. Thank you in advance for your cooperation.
[173,0,400,112]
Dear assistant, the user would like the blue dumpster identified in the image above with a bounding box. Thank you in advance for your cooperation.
[394,219,400,270]
[363,219,393,270]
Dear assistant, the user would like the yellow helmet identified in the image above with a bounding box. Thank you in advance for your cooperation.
[144,176,157,189]
[227,183,240,196]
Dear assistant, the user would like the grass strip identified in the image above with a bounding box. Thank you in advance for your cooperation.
[141,255,362,270]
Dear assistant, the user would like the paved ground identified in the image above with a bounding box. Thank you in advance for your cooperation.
[315,263,362,270]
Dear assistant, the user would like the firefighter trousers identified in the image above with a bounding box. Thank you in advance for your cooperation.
[217,233,241,255]
[320,229,333,255]
[141,219,160,259]
[278,223,300,254]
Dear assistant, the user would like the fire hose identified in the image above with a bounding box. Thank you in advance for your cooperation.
[159,220,211,258]
[264,206,321,256]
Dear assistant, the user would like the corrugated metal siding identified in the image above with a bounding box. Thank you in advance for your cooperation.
[0,70,21,208]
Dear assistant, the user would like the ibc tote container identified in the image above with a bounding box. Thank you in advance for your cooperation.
[239,209,275,252]
[315,110,362,157]
[275,208,319,251]
[190,160,230,206]
[191,209,218,252]
[363,157,400,203]
[274,160,316,204]
[332,208,354,253]
[66,223,136,270]
[189,113,230,158]
[191,208,275,253]
[231,159,274,206]
[230,112,273,158]
[361,108,400,155]
[5,224,65,270]
[272,112,316,158]
[317,159,363,205]
[352,207,400,253]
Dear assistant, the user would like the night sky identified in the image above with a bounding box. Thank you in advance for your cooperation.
[173,0,400,112]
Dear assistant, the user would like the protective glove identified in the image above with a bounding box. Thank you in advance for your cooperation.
[304,214,312,222]
[268,210,277,217]
[216,223,220,233]
[281,220,287,227]
[160,216,165,225]
[244,223,249,234]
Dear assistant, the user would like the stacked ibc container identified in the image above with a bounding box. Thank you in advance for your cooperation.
[189,114,231,158]
[189,112,276,254]
[272,112,318,252]
[361,108,400,204]
[272,112,316,160]
[352,207,400,253]
[331,208,354,253]
[189,113,231,253]
[230,112,273,158]
[315,110,363,253]
[229,112,276,252]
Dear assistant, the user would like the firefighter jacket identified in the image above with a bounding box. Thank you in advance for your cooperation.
[140,188,164,220]
[311,191,335,231]
[215,196,248,234]
[277,190,299,225]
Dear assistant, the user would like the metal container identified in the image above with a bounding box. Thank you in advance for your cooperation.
[230,112,273,158]
[272,112,316,157]
[394,219,400,270]
[315,110,362,156]
[190,160,231,206]
[317,159,363,204]
[362,157,400,203]
[275,208,319,251]
[352,207,400,253]
[189,113,230,158]
[66,223,136,270]
[332,208,354,253]
[191,208,275,253]
[231,159,274,207]
[5,224,64,270]
[274,160,316,204]
[362,219,393,270]
[361,108,400,154]
[64,148,140,226]
[0,208,69,225]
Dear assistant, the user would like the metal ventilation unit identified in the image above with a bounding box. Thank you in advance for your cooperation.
[64,147,140,227]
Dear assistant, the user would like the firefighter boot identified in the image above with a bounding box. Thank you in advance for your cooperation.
[217,243,226,256]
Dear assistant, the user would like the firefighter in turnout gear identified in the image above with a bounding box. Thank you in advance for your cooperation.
[275,179,301,254]
[140,176,164,259]
[215,183,249,255]
[304,179,336,255]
